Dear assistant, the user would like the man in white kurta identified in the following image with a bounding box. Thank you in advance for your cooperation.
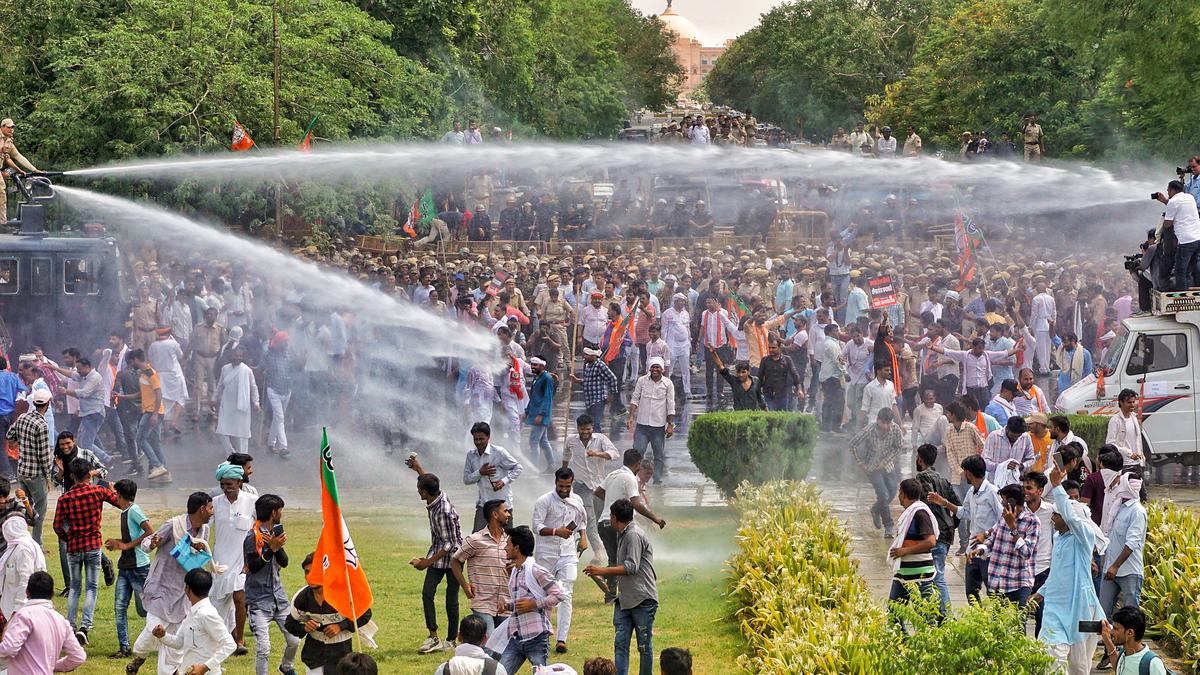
[660,294,692,393]
[1030,282,1056,374]
[532,472,588,652]
[149,330,189,430]
[213,351,259,454]
[210,461,257,653]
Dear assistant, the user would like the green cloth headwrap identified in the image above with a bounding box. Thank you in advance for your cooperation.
[214,461,245,482]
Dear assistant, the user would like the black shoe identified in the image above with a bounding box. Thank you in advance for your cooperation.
[75,628,89,646]
[102,553,116,587]
[1096,653,1112,670]
[58,587,69,597]
[110,648,132,659]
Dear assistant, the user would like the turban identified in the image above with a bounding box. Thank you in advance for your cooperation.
[214,461,245,482]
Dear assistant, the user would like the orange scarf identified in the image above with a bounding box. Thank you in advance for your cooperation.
[749,323,769,358]
[974,412,987,435]
[884,341,901,396]
[252,521,271,559]
[1017,383,1047,412]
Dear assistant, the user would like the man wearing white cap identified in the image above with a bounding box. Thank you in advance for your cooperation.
[627,357,675,483]
[570,348,616,429]
[5,388,53,544]
[526,357,556,472]
[1,118,40,221]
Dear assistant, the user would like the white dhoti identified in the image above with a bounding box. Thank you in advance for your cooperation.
[215,363,259,443]
[1035,329,1051,373]
[132,612,183,675]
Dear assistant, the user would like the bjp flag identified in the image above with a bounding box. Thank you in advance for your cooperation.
[230,120,255,152]
[306,428,373,619]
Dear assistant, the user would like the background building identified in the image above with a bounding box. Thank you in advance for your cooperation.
[658,1,730,98]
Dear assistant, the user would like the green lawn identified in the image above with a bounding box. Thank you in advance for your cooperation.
[51,504,744,674]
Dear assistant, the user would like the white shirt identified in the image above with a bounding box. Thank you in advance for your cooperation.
[660,308,691,347]
[790,329,809,351]
[841,339,874,384]
[563,432,619,490]
[1106,412,1143,466]
[532,491,588,563]
[1166,192,1200,244]
[630,374,675,428]
[160,597,237,674]
[1031,293,1055,332]
[689,125,710,145]
[861,378,897,422]
[210,491,257,598]
[876,136,897,156]
[580,304,609,344]
[600,466,639,521]
[1031,499,1055,575]
[911,402,944,447]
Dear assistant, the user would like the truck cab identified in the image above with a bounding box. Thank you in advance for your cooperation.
[1055,290,1200,467]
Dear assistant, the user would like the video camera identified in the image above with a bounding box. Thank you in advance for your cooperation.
[1178,166,1189,178]
[1124,253,1143,272]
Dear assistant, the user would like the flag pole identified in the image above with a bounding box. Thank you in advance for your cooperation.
[343,552,361,653]
[560,288,583,451]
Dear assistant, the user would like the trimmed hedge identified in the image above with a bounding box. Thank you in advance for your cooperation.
[687,412,817,497]
[1065,413,1109,458]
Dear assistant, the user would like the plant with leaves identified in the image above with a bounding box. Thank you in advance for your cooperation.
[687,411,817,497]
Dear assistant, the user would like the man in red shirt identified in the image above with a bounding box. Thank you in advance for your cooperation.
[52,457,120,646]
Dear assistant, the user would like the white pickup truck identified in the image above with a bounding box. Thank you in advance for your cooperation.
[1056,290,1200,467]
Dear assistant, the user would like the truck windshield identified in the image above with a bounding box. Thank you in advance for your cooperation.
[1101,331,1128,376]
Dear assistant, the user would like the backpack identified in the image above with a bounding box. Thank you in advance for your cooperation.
[1118,647,1175,675]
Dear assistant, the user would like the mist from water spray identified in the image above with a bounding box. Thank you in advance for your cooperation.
[64,142,1163,220]
[55,185,510,482]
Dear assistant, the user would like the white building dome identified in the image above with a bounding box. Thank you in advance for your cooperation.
[660,2,700,43]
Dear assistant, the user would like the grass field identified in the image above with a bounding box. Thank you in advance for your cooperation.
[47,503,744,674]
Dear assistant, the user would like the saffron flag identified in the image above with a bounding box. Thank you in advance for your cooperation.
[403,187,436,239]
[230,121,255,152]
[953,209,983,291]
[602,299,638,364]
[306,429,373,620]
[726,293,749,320]
[298,114,320,152]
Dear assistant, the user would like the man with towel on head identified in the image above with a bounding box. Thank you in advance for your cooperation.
[210,461,257,656]
[213,347,260,454]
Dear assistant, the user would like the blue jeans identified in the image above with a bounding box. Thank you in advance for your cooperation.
[633,424,666,478]
[249,606,300,675]
[614,599,657,675]
[1100,574,1144,617]
[114,566,148,649]
[965,556,989,604]
[867,470,898,530]
[67,549,101,631]
[75,412,112,465]
[1174,239,1200,290]
[499,630,549,673]
[103,406,128,458]
[888,579,936,606]
[765,391,792,411]
[530,424,555,470]
[135,412,166,469]
[930,541,951,616]
[585,400,606,431]
[995,585,1032,610]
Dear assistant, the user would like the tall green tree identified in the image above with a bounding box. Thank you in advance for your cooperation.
[865,0,1101,156]
[706,0,941,136]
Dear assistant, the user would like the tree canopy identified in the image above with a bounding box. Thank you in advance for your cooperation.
[706,0,1197,159]
[0,0,683,167]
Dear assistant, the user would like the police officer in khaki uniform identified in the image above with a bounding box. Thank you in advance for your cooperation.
[1022,113,1045,163]
[0,118,40,221]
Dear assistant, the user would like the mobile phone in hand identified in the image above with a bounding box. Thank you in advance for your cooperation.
[566,521,577,531]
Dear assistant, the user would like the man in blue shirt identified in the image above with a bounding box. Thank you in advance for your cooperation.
[1186,156,1200,208]
[1029,461,1106,674]
[526,358,556,473]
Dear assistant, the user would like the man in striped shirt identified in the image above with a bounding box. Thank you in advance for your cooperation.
[699,296,737,410]
[888,479,938,608]
[975,483,1040,608]
[408,457,464,654]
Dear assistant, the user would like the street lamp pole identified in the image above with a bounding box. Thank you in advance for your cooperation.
[273,0,283,238]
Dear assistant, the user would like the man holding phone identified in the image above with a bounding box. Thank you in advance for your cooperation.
[532,468,588,655]
[1028,457,1106,674]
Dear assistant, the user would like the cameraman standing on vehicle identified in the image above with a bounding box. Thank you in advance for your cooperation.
[1154,179,1200,290]
[1130,229,1165,314]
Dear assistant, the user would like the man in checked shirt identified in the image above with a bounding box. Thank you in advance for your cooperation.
[407,456,464,655]
[6,388,53,544]
[53,456,121,646]
[970,483,1040,609]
